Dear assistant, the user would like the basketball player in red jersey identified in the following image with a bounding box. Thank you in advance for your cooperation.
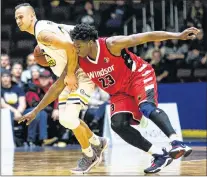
[69,23,200,174]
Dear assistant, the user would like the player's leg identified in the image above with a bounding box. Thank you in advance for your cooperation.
[139,100,192,159]
[110,94,172,174]
[132,73,192,159]
[72,71,109,163]
[80,119,109,163]
[58,87,99,174]
[59,103,99,174]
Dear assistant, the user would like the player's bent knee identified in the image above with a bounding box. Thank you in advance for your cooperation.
[111,113,131,131]
[139,102,156,118]
[59,116,80,130]
[59,103,82,130]
[59,106,81,130]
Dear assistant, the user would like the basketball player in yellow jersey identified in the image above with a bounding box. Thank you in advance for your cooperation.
[15,3,108,174]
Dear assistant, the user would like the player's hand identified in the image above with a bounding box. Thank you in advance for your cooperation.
[64,74,78,92]
[178,27,200,40]
[18,110,37,126]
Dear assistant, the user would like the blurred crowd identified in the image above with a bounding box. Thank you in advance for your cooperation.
[1,52,109,147]
[1,0,207,147]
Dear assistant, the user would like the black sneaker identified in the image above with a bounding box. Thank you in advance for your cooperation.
[169,140,192,159]
[144,149,173,174]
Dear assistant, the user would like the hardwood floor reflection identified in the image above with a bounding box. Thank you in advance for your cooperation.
[2,146,206,176]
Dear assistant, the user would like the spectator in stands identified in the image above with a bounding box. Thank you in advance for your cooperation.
[143,41,166,61]
[24,69,58,146]
[76,1,101,28]
[83,86,110,135]
[150,50,170,83]
[1,69,26,121]
[28,65,42,86]
[164,39,188,81]
[165,39,188,63]
[11,62,24,87]
[21,53,36,83]
[1,69,26,146]
[1,53,11,70]
[201,53,207,67]
[186,29,207,68]
[72,0,87,21]
[187,0,205,29]
[38,70,65,142]
[105,0,131,35]
[38,70,59,122]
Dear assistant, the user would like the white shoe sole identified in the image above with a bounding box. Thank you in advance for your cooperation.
[169,146,192,159]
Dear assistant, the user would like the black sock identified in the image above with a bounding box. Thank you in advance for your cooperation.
[149,108,176,137]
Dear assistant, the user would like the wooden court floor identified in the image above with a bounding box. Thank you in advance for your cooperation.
[2,146,206,176]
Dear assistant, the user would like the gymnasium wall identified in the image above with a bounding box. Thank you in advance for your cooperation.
[158,82,207,137]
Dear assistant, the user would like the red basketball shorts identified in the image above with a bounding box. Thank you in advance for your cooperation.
[110,67,158,122]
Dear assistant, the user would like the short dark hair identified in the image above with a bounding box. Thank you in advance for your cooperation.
[15,3,35,13]
[1,69,11,77]
[70,23,98,41]
[12,61,23,68]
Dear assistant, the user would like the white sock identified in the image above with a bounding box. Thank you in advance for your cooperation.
[148,145,163,155]
[82,145,93,157]
[89,133,100,146]
[169,134,180,142]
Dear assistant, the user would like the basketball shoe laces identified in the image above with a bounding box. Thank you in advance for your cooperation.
[78,154,93,168]
[150,148,166,167]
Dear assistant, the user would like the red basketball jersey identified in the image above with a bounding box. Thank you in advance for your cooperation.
[79,37,151,94]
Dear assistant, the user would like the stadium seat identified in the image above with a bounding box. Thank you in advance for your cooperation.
[13,27,34,42]
[49,7,71,22]
[176,68,192,82]
[1,41,10,54]
[10,47,33,59]
[34,8,45,19]
[17,40,35,50]
[1,25,12,40]
[3,8,15,24]
[193,69,207,82]
[10,57,24,65]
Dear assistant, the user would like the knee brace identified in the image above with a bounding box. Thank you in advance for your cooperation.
[111,113,131,132]
[139,102,156,118]
[59,104,81,130]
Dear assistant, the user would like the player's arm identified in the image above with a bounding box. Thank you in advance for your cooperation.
[18,67,67,125]
[37,30,78,75]
[33,69,66,113]
[106,27,200,55]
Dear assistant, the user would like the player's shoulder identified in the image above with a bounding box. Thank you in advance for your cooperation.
[59,24,74,32]
[37,20,56,25]
[35,20,58,37]
[99,36,116,52]
[98,37,112,48]
[36,20,57,30]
